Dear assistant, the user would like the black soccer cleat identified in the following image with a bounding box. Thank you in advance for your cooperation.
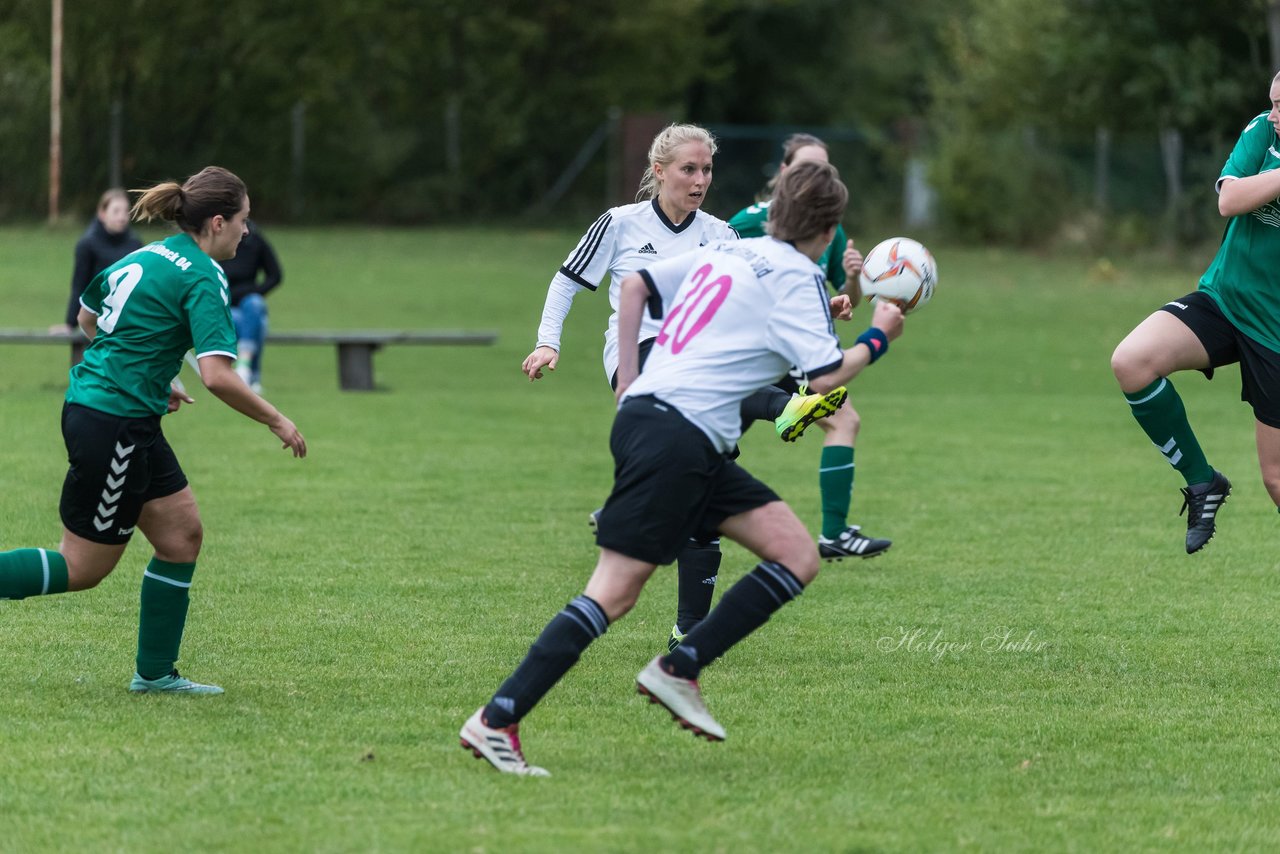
[818,525,892,561]
[1180,470,1231,554]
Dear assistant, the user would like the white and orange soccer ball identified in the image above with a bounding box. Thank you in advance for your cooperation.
[858,237,937,314]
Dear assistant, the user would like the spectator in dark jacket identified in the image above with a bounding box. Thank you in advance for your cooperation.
[59,189,142,331]
[219,221,283,391]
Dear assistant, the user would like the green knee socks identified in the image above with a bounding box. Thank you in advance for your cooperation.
[0,548,69,599]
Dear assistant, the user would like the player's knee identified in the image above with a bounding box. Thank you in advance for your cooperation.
[1110,340,1158,390]
[1261,470,1280,505]
[156,521,203,564]
[773,538,820,585]
[785,550,821,585]
[595,589,640,621]
[65,559,113,591]
[824,403,859,441]
[58,536,123,591]
[180,521,204,560]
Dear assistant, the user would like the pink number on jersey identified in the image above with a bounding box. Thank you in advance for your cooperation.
[656,263,734,355]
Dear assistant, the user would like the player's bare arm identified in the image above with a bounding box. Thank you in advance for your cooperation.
[613,272,648,399]
[77,307,98,341]
[808,301,904,395]
[1218,171,1280,217]
[198,355,307,458]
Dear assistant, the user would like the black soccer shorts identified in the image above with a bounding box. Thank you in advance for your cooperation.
[595,395,779,565]
[1160,292,1280,428]
[59,403,189,545]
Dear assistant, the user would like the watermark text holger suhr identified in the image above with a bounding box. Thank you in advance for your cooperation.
[877,626,1050,662]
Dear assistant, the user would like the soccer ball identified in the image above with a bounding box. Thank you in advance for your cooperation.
[858,237,937,314]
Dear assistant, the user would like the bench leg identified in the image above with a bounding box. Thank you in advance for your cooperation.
[71,339,86,367]
[337,343,378,391]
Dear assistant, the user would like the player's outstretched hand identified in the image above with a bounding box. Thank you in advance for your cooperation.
[522,346,559,381]
[829,294,853,321]
[872,300,905,342]
[269,414,308,458]
[842,239,863,279]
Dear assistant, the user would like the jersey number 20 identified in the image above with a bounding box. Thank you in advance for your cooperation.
[656,263,733,355]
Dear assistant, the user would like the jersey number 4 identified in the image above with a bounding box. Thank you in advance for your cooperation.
[97,263,144,333]
[656,263,733,354]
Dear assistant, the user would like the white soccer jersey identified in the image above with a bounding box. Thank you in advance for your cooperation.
[534,199,739,381]
[622,236,845,453]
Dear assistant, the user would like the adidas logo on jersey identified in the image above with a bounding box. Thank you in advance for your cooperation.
[638,243,657,255]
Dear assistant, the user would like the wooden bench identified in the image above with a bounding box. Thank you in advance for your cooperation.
[0,329,91,364]
[0,328,498,391]
[268,330,497,390]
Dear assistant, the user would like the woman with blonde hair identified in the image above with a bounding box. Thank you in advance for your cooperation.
[521,123,842,653]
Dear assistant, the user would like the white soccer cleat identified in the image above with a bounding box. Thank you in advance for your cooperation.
[459,708,550,777]
[635,656,725,742]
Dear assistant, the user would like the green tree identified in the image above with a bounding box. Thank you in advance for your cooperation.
[929,0,1269,243]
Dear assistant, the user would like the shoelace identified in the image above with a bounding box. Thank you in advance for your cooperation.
[507,728,530,764]
[1178,488,1215,522]
[840,526,864,543]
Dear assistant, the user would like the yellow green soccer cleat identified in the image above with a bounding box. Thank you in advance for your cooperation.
[667,623,686,653]
[775,387,848,442]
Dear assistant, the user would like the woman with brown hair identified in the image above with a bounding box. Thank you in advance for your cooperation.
[729,133,892,562]
[1111,72,1280,553]
[463,159,905,776]
[0,166,306,695]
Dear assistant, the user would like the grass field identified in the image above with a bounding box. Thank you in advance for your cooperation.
[2,225,1278,852]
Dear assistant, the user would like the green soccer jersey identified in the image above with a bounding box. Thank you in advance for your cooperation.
[68,232,238,418]
[1198,112,1280,353]
[728,199,849,292]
